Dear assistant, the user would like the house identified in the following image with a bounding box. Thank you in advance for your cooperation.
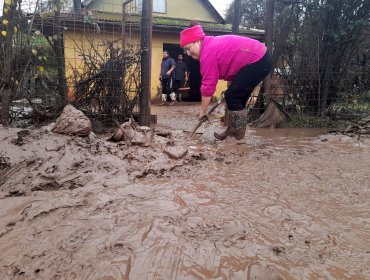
[59,0,265,101]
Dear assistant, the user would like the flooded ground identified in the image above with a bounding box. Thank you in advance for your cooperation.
[1,103,369,279]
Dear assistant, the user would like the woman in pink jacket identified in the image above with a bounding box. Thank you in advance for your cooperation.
[180,24,272,140]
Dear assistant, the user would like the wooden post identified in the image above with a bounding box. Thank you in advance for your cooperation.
[140,0,152,126]
[53,0,67,107]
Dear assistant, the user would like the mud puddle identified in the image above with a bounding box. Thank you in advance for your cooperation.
[0,106,370,279]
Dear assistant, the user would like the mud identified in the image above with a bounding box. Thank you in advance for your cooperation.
[0,103,369,280]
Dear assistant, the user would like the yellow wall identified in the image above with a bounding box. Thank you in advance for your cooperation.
[63,29,139,100]
[64,29,227,102]
[158,0,216,22]
[89,0,218,23]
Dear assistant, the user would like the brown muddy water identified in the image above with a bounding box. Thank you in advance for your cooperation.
[0,103,369,280]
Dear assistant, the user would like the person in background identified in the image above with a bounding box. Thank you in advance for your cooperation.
[173,54,188,102]
[159,50,176,105]
[180,23,272,140]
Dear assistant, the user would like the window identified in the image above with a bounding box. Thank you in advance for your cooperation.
[153,0,166,13]
[136,0,166,13]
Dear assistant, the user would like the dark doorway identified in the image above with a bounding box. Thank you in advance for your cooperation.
[163,43,202,101]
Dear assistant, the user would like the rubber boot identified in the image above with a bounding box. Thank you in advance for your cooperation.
[214,109,248,140]
[178,93,182,102]
[169,92,176,105]
[159,94,167,106]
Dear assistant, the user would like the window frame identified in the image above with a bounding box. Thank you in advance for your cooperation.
[153,0,166,14]
[136,0,167,14]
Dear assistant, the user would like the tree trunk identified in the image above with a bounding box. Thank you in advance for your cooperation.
[232,0,242,34]
[318,0,339,114]
[273,16,293,67]
[0,0,18,125]
[1,89,12,125]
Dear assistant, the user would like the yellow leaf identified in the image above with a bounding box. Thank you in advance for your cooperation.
[38,56,43,61]
[38,66,45,72]
[32,49,37,55]
[2,20,9,26]
[13,26,18,33]
[1,31,7,37]
[5,0,11,5]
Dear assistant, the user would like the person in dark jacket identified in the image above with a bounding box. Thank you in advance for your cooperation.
[173,54,188,102]
[159,50,176,105]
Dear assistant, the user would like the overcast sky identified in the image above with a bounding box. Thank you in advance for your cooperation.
[209,0,233,17]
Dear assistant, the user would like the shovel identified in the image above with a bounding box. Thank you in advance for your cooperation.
[189,96,225,139]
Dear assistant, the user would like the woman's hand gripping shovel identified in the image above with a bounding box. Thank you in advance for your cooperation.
[189,94,225,139]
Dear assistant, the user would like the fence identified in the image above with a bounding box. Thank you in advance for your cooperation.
[0,0,369,128]
[0,0,150,127]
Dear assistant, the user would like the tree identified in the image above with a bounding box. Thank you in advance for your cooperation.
[0,0,21,125]
[225,0,370,115]
[285,0,369,113]
[225,0,266,30]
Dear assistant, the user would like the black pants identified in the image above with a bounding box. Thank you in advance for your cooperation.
[173,79,185,92]
[225,52,272,111]
[161,77,173,95]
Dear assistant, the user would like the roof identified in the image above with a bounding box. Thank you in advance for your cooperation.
[32,10,264,40]
[78,11,264,37]
[82,0,225,23]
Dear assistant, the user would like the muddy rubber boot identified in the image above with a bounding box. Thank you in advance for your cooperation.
[168,92,176,105]
[228,109,249,140]
[159,94,167,106]
[214,109,248,140]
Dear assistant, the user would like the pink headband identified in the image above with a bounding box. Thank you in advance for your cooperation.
[180,25,206,47]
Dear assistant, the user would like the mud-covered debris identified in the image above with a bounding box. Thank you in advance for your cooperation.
[344,114,370,135]
[155,129,172,138]
[0,154,11,170]
[88,132,97,141]
[191,152,206,160]
[52,105,92,137]
[45,143,65,152]
[108,119,152,146]
[253,100,290,128]
[31,181,62,192]
[272,245,286,256]
[6,190,25,197]
[10,130,30,146]
[163,144,188,159]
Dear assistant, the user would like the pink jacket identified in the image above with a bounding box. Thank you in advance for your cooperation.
[200,35,267,97]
